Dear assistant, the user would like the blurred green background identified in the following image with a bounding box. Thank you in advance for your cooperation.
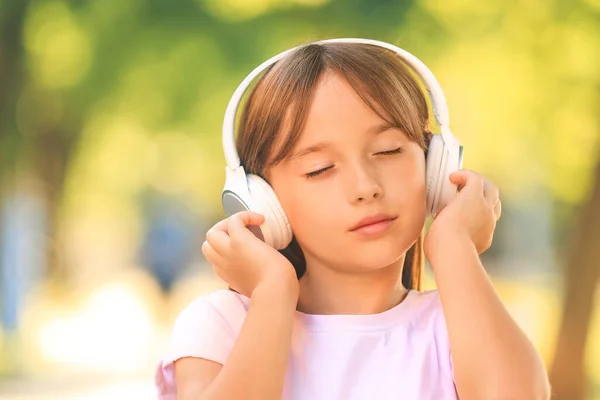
[0,0,599,398]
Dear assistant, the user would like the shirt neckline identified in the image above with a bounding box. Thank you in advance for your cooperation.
[238,289,418,332]
[295,290,417,331]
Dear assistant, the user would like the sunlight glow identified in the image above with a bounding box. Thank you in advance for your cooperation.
[37,283,152,372]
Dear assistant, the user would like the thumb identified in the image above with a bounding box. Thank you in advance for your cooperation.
[449,169,484,194]
[449,169,480,191]
[448,170,467,191]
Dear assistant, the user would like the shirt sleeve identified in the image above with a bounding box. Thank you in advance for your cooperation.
[155,295,237,399]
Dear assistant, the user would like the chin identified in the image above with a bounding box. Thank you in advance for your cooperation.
[336,239,410,273]
[365,245,407,269]
[359,225,423,263]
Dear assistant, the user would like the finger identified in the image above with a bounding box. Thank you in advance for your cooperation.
[493,199,502,220]
[228,211,265,239]
[210,211,264,234]
[211,264,228,283]
[206,212,264,243]
[205,228,230,254]
[448,169,484,193]
[210,218,231,233]
[483,180,500,207]
[202,240,224,266]
[239,210,266,226]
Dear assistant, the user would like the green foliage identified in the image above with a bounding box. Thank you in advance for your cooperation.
[2,0,598,230]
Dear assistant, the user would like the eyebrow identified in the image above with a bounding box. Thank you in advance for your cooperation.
[286,123,394,162]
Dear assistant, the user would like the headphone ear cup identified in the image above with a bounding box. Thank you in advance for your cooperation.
[436,148,461,215]
[426,134,462,216]
[425,135,445,215]
[246,174,292,250]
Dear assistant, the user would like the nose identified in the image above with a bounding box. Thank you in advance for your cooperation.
[348,160,384,204]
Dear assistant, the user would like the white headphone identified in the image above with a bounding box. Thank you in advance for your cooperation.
[221,38,463,250]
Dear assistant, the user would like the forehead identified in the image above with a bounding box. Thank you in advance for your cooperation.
[268,70,407,167]
[282,72,394,157]
[302,72,385,138]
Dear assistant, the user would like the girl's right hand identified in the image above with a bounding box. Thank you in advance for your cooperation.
[202,211,299,299]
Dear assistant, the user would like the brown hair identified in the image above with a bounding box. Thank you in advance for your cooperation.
[235,42,431,291]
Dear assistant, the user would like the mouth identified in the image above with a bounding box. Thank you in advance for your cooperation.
[350,214,397,234]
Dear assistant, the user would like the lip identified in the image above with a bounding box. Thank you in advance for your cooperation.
[350,213,397,231]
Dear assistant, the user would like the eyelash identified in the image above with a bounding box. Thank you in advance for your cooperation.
[376,148,403,156]
[305,148,403,179]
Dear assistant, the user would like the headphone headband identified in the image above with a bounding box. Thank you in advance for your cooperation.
[222,38,453,170]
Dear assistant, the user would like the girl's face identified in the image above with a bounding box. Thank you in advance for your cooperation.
[268,71,427,273]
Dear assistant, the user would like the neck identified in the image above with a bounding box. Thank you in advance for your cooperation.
[297,256,408,315]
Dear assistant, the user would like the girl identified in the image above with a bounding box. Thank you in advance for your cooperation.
[155,39,550,399]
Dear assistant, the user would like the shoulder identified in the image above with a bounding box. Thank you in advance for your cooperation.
[407,288,442,315]
[184,288,250,315]
[174,289,250,335]
[405,289,448,332]
[402,289,454,371]
[409,289,454,364]
[163,289,249,366]
[156,290,249,397]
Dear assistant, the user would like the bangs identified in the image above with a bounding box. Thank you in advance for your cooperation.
[237,42,429,177]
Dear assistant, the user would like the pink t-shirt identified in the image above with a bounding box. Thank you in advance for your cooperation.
[155,288,459,399]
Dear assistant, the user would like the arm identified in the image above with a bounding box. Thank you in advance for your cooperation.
[175,279,298,400]
[173,211,300,400]
[427,232,550,400]
[425,170,550,399]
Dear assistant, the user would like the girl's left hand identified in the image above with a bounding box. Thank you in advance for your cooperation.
[424,170,502,256]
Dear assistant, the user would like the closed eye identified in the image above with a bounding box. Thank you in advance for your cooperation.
[305,166,333,179]
[305,148,402,178]
[376,148,403,156]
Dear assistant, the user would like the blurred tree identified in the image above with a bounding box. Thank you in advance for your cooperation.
[0,0,30,336]
[1,0,81,282]
[549,154,600,399]
[547,2,600,399]
[0,0,29,188]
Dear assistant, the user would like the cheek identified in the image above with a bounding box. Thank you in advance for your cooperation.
[268,168,338,246]
[383,157,427,205]
[274,180,345,251]
[279,183,339,232]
